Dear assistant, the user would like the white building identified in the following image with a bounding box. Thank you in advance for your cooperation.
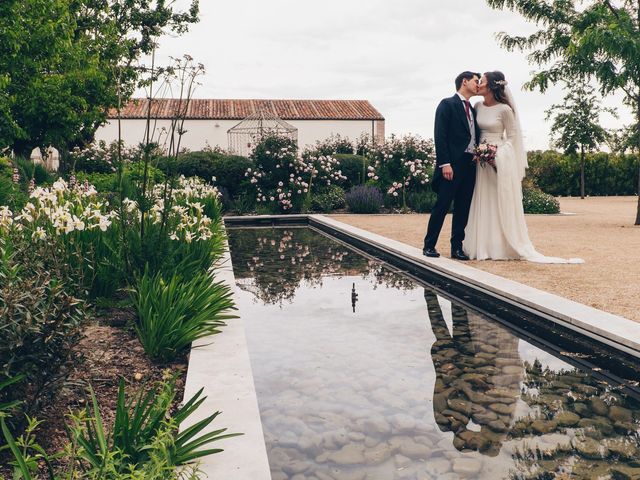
[95,98,385,154]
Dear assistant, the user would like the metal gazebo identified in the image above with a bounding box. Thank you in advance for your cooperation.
[227,110,298,156]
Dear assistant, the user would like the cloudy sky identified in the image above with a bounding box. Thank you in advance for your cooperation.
[151,0,629,150]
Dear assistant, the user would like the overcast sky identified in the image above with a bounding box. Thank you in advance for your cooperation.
[149,0,630,150]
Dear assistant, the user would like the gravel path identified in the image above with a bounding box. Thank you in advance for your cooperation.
[330,196,640,322]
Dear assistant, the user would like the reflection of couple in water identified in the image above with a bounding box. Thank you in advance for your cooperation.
[424,289,523,456]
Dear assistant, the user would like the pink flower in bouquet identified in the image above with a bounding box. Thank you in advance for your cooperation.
[473,140,497,171]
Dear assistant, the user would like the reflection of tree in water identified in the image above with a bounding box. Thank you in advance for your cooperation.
[425,287,640,478]
[228,228,414,305]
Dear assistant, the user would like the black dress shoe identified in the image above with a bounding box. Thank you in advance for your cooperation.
[423,247,440,258]
[451,248,470,261]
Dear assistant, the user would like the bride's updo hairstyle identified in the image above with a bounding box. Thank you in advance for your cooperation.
[484,71,510,106]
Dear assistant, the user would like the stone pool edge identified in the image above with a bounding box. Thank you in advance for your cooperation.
[180,240,271,479]
[309,214,640,359]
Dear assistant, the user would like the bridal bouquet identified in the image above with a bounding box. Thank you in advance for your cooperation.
[473,141,498,171]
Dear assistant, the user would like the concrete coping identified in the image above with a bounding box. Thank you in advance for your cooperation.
[180,241,271,479]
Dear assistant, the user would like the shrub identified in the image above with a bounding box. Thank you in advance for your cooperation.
[0,241,87,418]
[158,151,253,198]
[526,150,640,196]
[15,157,53,186]
[407,190,437,213]
[365,134,435,208]
[232,193,256,215]
[311,185,346,213]
[126,161,166,186]
[311,133,355,155]
[334,154,370,189]
[1,376,240,479]
[246,134,308,212]
[69,140,130,174]
[522,187,560,214]
[345,185,384,213]
[132,270,236,363]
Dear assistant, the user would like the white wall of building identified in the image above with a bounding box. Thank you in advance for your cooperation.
[94,118,383,153]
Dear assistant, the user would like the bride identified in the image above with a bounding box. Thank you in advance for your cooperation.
[463,71,583,264]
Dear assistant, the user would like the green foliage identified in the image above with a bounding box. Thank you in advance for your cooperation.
[406,190,437,213]
[0,238,87,419]
[247,134,309,213]
[0,376,239,479]
[131,271,236,363]
[345,185,384,214]
[231,193,257,215]
[527,151,639,197]
[311,185,346,213]
[310,133,355,155]
[69,140,123,174]
[545,85,613,156]
[159,151,253,198]
[545,84,614,198]
[522,187,560,214]
[0,0,199,153]
[126,161,166,186]
[485,0,640,222]
[365,134,435,208]
[334,154,370,189]
[14,157,53,185]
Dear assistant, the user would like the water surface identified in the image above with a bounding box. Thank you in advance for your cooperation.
[228,227,640,480]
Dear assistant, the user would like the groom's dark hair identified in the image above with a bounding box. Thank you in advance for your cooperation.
[455,71,480,91]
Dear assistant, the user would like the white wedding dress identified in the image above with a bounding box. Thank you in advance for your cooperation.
[463,100,583,264]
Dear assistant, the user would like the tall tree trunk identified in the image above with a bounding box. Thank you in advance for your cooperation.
[580,146,585,199]
[636,100,640,225]
[636,160,640,225]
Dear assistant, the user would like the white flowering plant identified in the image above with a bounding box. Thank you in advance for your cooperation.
[364,134,435,209]
[0,177,119,294]
[245,134,310,213]
[0,174,225,297]
[69,140,138,174]
[122,174,224,279]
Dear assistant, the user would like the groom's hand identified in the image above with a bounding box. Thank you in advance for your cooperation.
[442,164,453,181]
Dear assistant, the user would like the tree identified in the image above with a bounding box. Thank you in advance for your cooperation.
[545,84,613,199]
[486,0,640,224]
[0,0,199,155]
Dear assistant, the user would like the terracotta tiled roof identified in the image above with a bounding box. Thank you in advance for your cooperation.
[109,99,384,121]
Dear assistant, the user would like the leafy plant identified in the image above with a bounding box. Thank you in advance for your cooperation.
[522,187,560,214]
[364,134,435,209]
[131,270,236,363]
[0,376,239,479]
[0,241,87,417]
[406,190,437,213]
[334,154,370,189]
[345,185,384,214]
[311,185,346,213]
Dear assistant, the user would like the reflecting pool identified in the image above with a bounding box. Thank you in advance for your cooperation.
[227,227,640,480]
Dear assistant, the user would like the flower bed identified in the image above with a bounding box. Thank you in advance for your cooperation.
[0,155,238,477]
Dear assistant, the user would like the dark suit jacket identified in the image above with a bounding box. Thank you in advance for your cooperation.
[432,94,480,192]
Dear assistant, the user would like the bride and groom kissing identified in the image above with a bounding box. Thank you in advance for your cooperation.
[423,71,583,264]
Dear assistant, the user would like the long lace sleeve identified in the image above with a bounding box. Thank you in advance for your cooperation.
[501,105,518,144]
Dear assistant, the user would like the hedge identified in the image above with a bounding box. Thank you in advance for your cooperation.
[526,150,640,196]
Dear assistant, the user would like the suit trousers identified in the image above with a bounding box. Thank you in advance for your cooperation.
[424,156,476,251]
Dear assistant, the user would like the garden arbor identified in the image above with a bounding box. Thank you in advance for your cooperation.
[227,110,297,156]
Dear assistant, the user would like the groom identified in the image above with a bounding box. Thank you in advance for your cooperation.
[423,71,480,260]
